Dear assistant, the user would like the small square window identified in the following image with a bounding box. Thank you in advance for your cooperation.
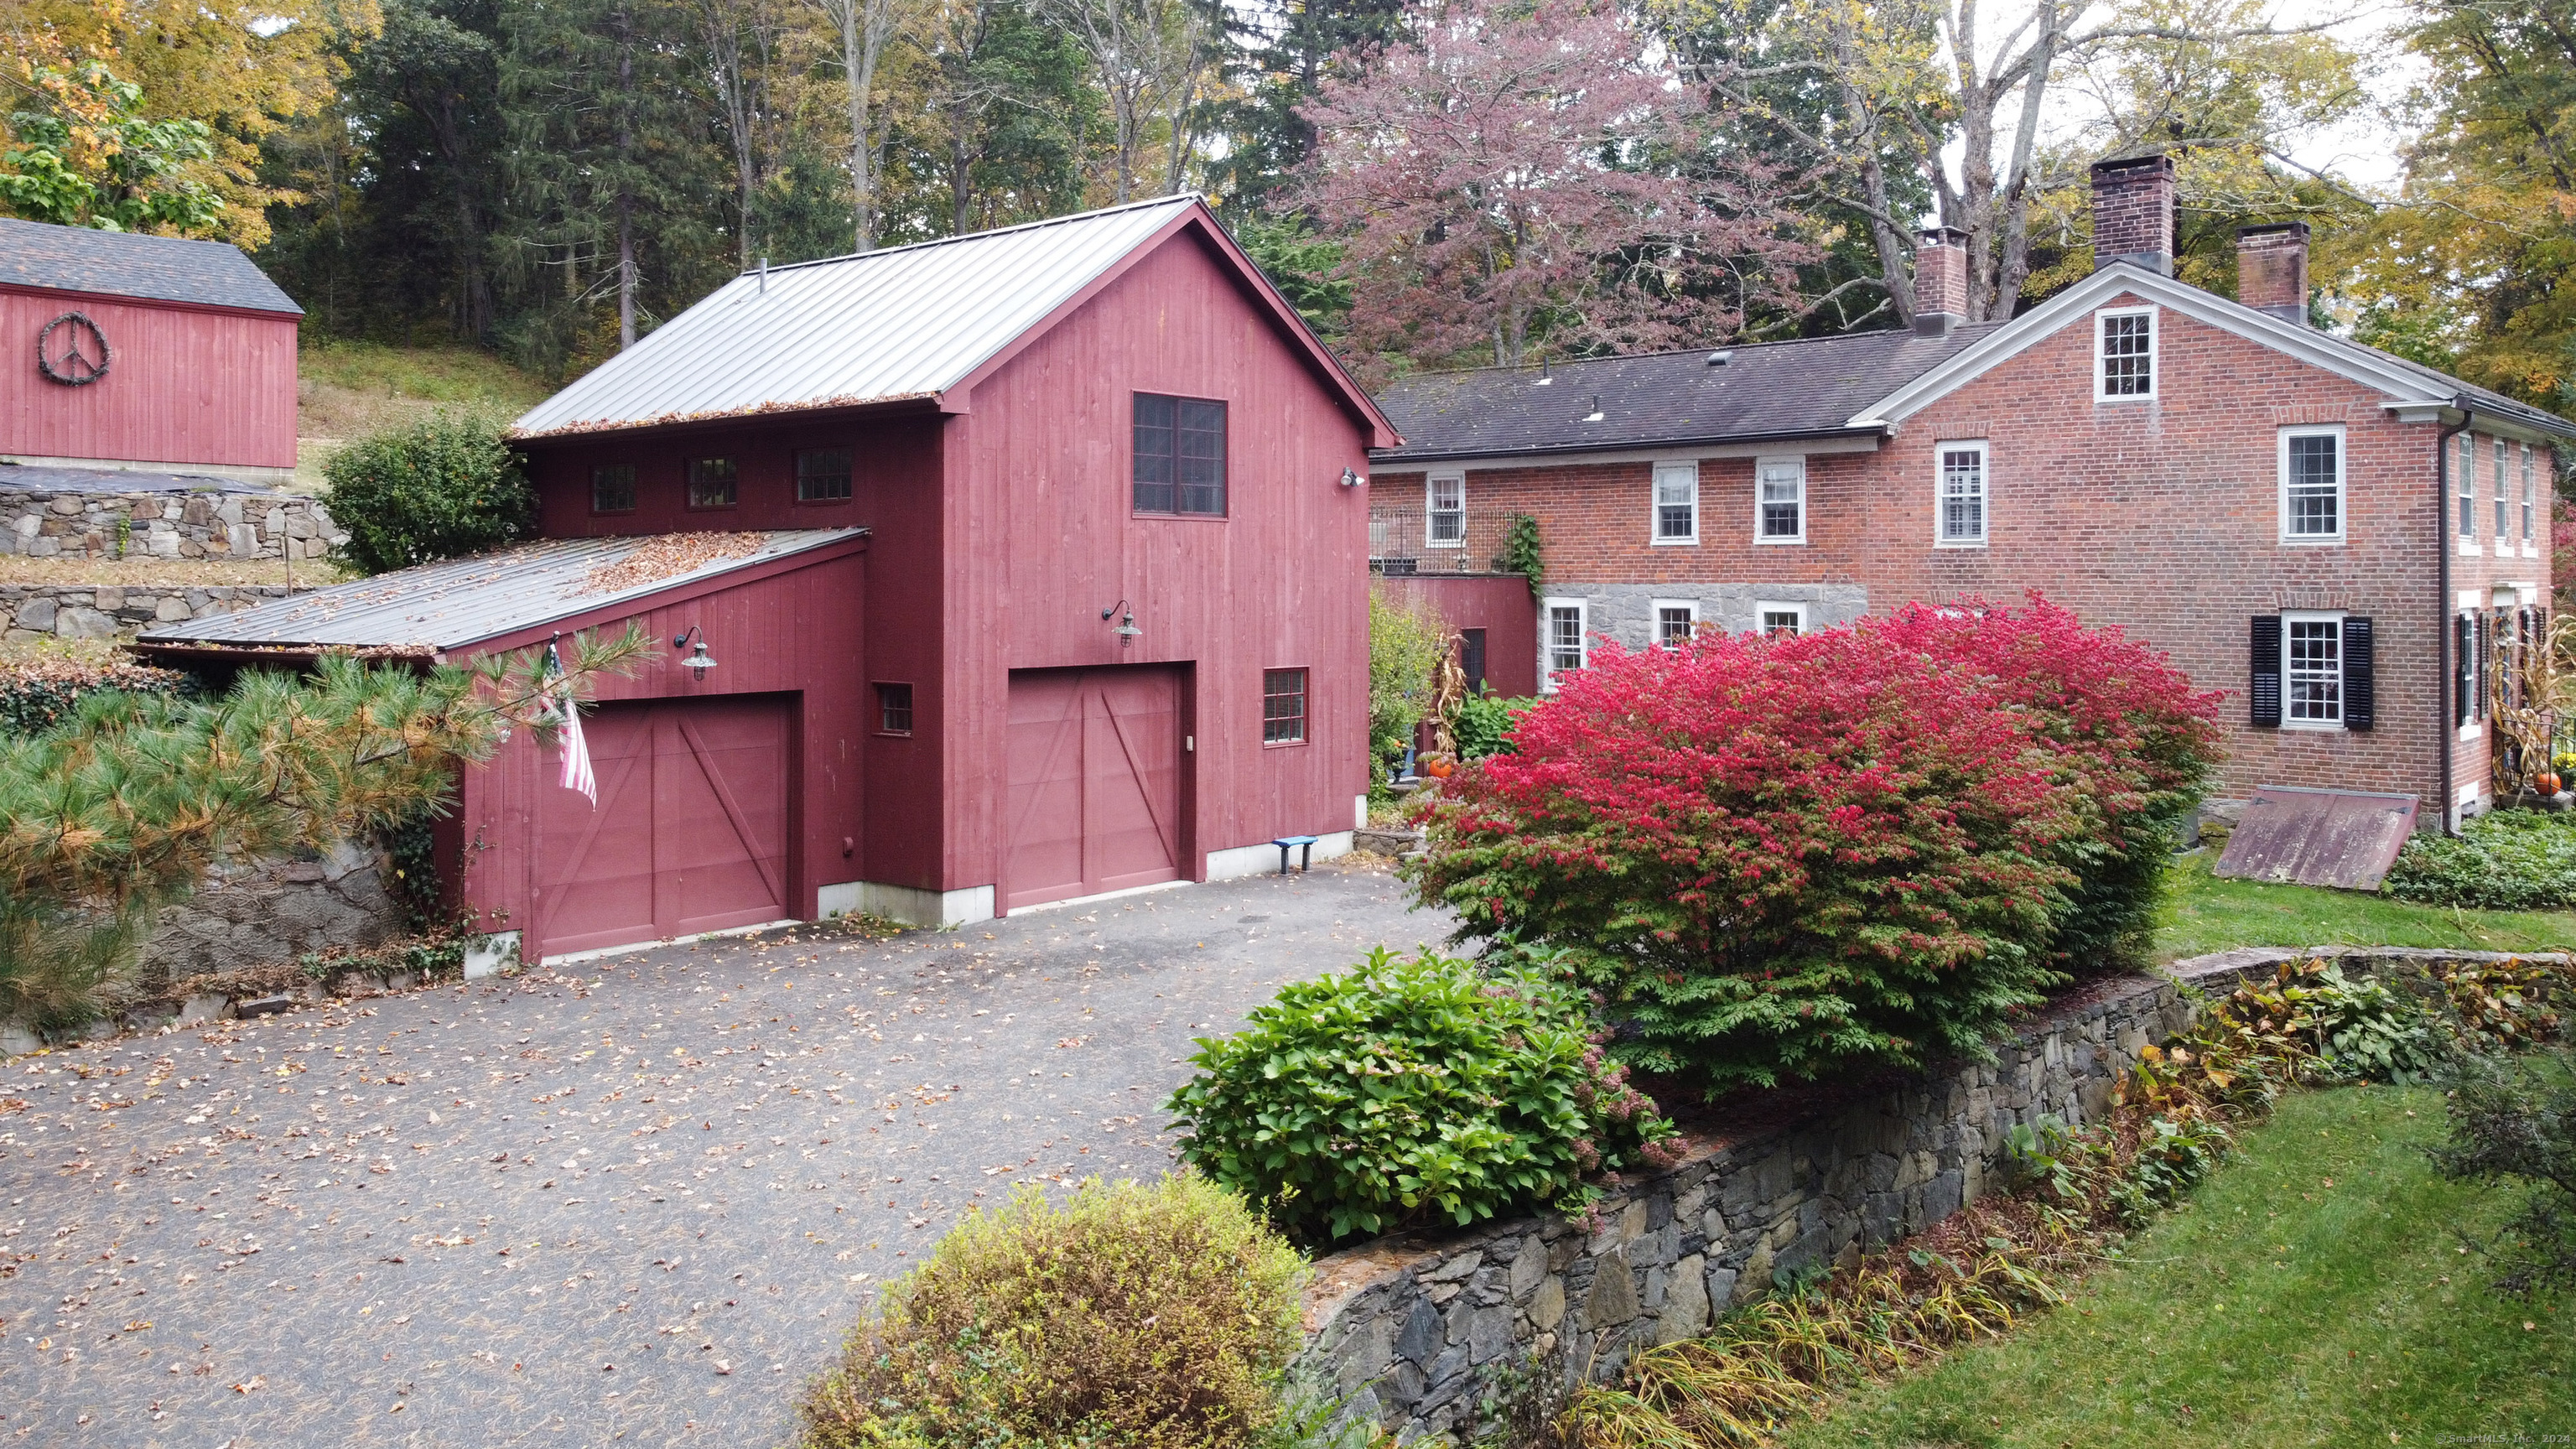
[1428,474,1464,546]
[875,683,914,735]
[1135,394,1226,515]
[1936,441,1987,545]
[2098,309,2154,398]
[688,457,738,510]
[1262,668,1306,744]
[797,449,852,503]
[2281,427,2343,542]
[1653,462,1698,543]
[591,464,636,514]
[1756,602,1806,636]
[1653,600,1697,648]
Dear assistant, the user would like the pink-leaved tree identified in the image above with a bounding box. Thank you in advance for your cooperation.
[1295,0,1816,374]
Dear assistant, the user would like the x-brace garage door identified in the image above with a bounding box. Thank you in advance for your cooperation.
[535,694,792,957]
[1005,667,1183,911]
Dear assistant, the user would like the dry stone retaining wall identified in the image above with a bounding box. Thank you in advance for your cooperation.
[1293,946,2568,1443]
[137,839,406,1000]
[0,488,339,561]
[0,584,304,641]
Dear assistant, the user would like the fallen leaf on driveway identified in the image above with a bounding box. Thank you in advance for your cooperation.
[231,1375,265,1394]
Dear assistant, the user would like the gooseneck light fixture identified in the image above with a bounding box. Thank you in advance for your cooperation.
[1100,600,1143,649]
[673,625,719,678]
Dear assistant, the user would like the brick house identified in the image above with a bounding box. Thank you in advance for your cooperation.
[1368,157,2574,827]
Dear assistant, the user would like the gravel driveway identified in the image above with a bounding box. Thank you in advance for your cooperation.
[0,864,1450,1447]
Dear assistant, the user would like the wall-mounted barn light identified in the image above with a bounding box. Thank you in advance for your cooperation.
[673,625,719,678]
[1100,600,1142,648]
[1339,466,1364,488]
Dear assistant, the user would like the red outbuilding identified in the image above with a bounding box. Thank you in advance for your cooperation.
[140,196,1395,961]
[2,217,301,485]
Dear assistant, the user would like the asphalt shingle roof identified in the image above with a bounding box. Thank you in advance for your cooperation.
[1370,325,2001,463]
[0,217,303,315]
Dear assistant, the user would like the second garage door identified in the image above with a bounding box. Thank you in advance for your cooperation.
[1005,667,1183,911]
[534,694,792,957]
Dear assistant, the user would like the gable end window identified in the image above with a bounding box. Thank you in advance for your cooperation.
[1935,440,1988,546]
[1134,393,1227,516]
[688,457,738,510]
[590,464,636,514]
[797,448,853,503]
[2251,612,2372,731]
[1753,456,1805,544]
[2096,308,2155,400]
[1653,461,1700,544]
[1262,668,1307,744]
[1427,473,1465,546]
[2279,426,2343,543]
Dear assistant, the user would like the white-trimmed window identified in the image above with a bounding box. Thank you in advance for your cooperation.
[1652,461,1699,544]
[1426,472,1464,547]
[2283,610,2345,729]
[1652,600,1699,648]
[2458,434,2478,547]
[1755,602,1807,636]
[1542,598,1587,690]
[2496,439,2512,539]
[2278,425,2344,543]
[2096,307,2156,400]
[1935,440,1988,546]
[2524,444,2538,553]
[1753,455,1805,543]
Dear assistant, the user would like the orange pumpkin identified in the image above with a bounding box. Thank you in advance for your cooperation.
[1425,756,1457,779]
[2542,771,2563,796]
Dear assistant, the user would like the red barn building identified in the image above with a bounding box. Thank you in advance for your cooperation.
[140,197,1394,961]
[2,217,301,484]
[1368,158,2574,831]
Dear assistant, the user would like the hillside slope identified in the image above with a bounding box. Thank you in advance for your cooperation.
[293,341,554,492]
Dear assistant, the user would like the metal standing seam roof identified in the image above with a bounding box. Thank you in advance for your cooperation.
[136,530,864,652]
[0,216,304,315]
[509,195,1202,439]
[1369,325,2002,464]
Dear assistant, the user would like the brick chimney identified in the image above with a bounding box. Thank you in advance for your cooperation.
[2236,221,2310,325]
[1913,227,1969,336]
[2090,154,2175,276]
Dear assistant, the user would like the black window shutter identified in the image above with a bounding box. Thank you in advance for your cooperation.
[2250,615,2283,727]
[2342,615,2374,730]
[2476,611,2491,720]
[2455,614,2473,725]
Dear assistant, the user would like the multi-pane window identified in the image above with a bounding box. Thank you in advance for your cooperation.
[2458,434,2477,540]
[2285,615,2342,725]
[875,683,914,735]
[688,457,738,509]
[1544,600,1587,688]
[2098,310,2153,397]
[1262,668,1306,744]
[1937,441,1987,544]
[2524,445,2537,548]
[2281,428,2342,541]
[1654,602,1697,648]
[1134,394,1227,515]
[2496,439,2512,538]
[797,449,853,502]
[1758,604,1806,636]
[590,464,636,514]
[1653,461,1699,543]
[1427,474,1465,545]
[1755,457,1804,543]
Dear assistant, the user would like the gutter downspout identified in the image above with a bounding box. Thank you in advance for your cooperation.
[2438,402,2472,836]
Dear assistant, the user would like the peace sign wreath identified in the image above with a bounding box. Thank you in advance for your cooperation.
[37,312,112,387]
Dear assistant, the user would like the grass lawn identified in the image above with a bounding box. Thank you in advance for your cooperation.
[1772,1085,2573,1448]
[293,340,554,492]
[2153,849,2576,962]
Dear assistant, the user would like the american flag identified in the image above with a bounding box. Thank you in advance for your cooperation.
[546,640,597,805]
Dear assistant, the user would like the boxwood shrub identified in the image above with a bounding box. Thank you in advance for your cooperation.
[796,1175,1305,1449]
[1166,947,1679,1245]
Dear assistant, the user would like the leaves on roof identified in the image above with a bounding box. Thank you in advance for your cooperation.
[576,533,765,595]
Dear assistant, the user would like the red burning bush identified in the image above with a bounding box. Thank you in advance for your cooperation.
[1405,596,2220,1094]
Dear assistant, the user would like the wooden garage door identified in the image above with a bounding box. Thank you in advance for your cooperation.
[1005,667,1182,911]
[535,695,792,957]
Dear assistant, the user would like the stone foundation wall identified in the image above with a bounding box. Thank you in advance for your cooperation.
[1,489,341,561]
[0,584,304,641]
[138,839,406,999]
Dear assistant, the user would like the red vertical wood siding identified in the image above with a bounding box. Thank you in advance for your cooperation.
[1374,574,1540,699]
[945,231,1374,896]
[1,287,297,470]
[443,546,865,959]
